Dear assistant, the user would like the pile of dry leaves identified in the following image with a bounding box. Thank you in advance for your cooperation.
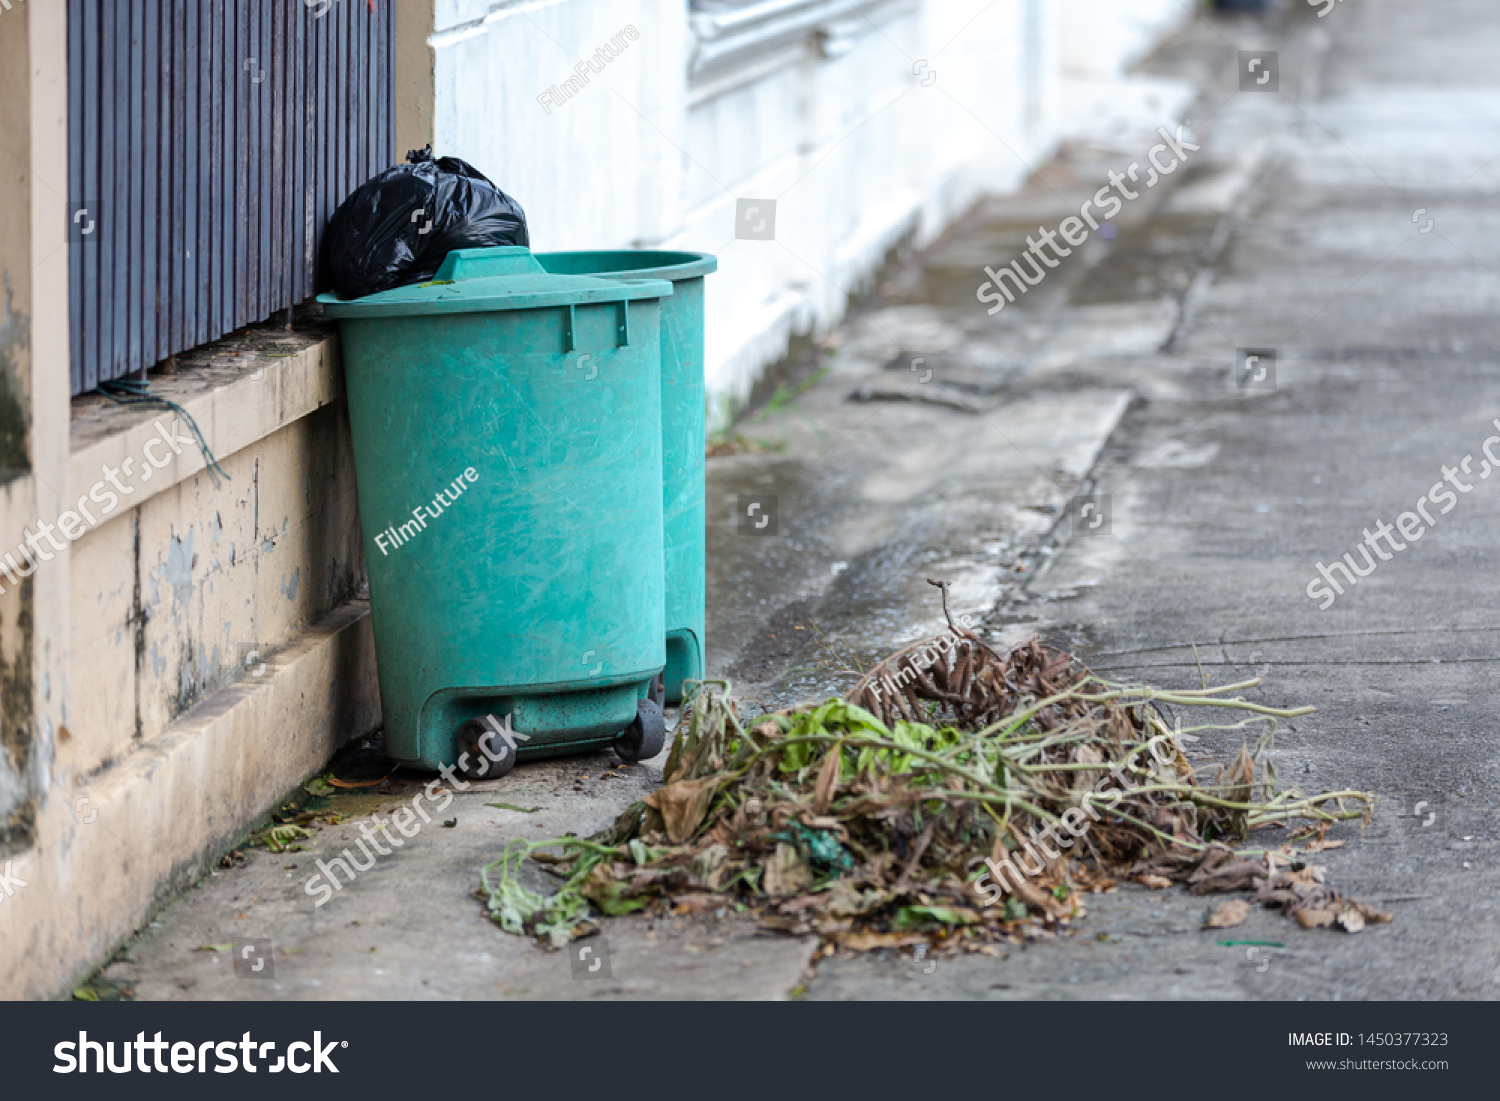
[481,590,1386,951]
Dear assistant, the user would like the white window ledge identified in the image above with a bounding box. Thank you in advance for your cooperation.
[689,0,914,86]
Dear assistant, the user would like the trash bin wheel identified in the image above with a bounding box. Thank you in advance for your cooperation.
[454,717,517,781]
[615,698,666,763]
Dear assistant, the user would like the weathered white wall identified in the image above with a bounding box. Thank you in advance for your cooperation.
[1052,0,1196,159]
[432,0,1183,416]
[1056,0,1195,81]
[432,0,689,253]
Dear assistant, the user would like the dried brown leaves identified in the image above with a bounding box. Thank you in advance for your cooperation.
[484,607,1385,950]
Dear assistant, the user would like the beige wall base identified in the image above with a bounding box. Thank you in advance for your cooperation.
[0,597,378,1000]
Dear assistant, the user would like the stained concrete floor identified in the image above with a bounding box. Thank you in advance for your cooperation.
[103,0,1498,1000]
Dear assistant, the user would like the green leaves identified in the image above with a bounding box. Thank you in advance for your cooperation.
[771,822,855,878]
[474,652,1375,954]
[894,905,980,929]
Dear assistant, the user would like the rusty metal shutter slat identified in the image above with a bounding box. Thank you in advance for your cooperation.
[141,0,159,366]
[207,0,223,343]
[184,0,200,350]
[97,1,115,390]
[291,2,307,304]
[249,0,261,329]
[111,1,131,382]
[169,0,186,354]
[80,1,99,393]
[127,1,144,372]
[67,4,84,395]
[335,0,346,216]
[223,0,237,340]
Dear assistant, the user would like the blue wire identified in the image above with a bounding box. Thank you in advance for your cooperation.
[97,379,230,487]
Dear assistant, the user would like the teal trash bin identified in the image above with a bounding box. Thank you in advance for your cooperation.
[319,247,675,777]
[535,250,717,705]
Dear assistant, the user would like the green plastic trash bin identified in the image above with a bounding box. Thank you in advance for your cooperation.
[319,247,675,777]
[535,250,717,705]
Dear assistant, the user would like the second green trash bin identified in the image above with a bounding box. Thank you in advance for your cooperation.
[320,247,675,777]
[536,250,718,704]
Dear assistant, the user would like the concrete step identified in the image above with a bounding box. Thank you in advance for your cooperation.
[0,597,376,999]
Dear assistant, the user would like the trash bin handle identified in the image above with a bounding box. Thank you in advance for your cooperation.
[434,247,543,281]
[562,301,632,353]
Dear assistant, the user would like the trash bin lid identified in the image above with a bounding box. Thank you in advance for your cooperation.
[536,250,718,282]
[316,247,673,319]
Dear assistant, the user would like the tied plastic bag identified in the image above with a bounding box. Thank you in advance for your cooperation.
[321,147,529,299]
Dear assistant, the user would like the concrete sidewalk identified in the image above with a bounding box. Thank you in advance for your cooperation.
[812,0,1500,998]
[100,0,1498,1000]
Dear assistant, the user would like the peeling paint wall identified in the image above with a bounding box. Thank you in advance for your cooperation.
[0,2,38,861]
[0,0,384,1000]
[69,403,366,777]
[0,284,31,483]
[0,580,35,856]
[0,305,35,853]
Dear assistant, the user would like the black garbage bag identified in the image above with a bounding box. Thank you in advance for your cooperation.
[321,147,529,299]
